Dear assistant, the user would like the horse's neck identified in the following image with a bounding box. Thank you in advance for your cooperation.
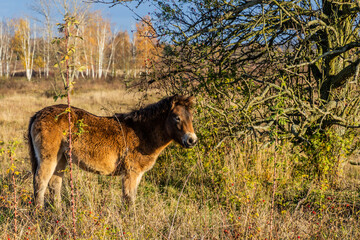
[136,118,172,156]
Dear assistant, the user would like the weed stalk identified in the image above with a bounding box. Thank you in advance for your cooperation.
[64,18,77,239]
[269,119,278,239]
[10,150,17,239]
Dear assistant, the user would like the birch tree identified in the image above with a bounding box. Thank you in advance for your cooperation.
[105,30,120,78]
[0,20,13,78]
[95,16,110,78]
[12,19,36,81]
[81,12,107,78]
[53,0,91,23]
[31,0,54,78]
[0,21,6,77]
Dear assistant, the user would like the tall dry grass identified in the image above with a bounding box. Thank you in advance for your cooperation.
[0,78,360,239]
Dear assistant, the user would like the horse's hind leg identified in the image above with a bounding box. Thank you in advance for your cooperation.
[48,154,67,209]
[33,155,58,208]
[33,140,63,208]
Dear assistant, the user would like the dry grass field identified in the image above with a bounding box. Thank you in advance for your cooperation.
[1,78,360,239]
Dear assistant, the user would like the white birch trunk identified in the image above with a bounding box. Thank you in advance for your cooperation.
[84,49,89,77]
[97,26,107,78]
[6,51,12,78]
[105,32,117,79]
[21,20,36,81]
[0,22,4,77]
[132,37,137,78]
[12,58,17,77]
[5,20,13,78]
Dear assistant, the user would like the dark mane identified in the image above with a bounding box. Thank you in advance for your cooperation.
[115,95,194,124]
[116,96,174,123]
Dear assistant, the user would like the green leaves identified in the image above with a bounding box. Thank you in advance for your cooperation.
[6,140,19,156]
[74,119,88,136]
[53,94,66,102]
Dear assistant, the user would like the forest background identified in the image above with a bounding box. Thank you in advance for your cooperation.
[1,0,360,239]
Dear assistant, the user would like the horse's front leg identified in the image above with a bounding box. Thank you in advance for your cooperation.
[122,168,144,204]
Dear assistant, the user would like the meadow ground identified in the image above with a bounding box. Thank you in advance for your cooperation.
[1,77,360,239]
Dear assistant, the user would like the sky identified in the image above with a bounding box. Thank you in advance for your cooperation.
[0,0,154,35]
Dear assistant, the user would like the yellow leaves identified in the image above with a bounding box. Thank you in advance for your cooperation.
[134,16,161,67]
[6,164,19,175]
[20,189,31,201]
[0,147,4,156]
[34,55,45,68]
[68,46,76,56]
[77,65,87,72]
[10,18,31,56]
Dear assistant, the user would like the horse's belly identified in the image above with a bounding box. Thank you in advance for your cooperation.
[71,147,119,175]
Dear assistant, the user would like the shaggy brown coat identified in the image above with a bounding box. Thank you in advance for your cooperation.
[28,95,197,208]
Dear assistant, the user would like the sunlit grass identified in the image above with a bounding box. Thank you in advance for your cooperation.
[0,78,360,239]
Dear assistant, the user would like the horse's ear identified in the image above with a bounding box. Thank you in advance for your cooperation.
[170,94,179,110]
[170,95,195,109]
[187,96,196,108]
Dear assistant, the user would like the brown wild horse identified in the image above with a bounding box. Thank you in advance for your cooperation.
[28,95,197,208]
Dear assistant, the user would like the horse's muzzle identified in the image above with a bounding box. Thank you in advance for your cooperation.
[182,132,198,148]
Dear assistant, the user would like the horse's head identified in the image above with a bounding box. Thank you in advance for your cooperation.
[166,95,198,148]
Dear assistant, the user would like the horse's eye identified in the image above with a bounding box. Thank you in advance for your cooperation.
[174,116,181,122]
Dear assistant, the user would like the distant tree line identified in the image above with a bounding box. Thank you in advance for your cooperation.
[0,0,161,81]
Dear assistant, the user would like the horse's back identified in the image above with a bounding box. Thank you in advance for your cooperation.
[31,104,112,131]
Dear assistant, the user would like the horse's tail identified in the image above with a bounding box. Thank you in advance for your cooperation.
[28,113,38,174]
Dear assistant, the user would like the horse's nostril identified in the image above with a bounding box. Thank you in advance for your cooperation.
[183,134,198,148]
[188,137,197,145]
